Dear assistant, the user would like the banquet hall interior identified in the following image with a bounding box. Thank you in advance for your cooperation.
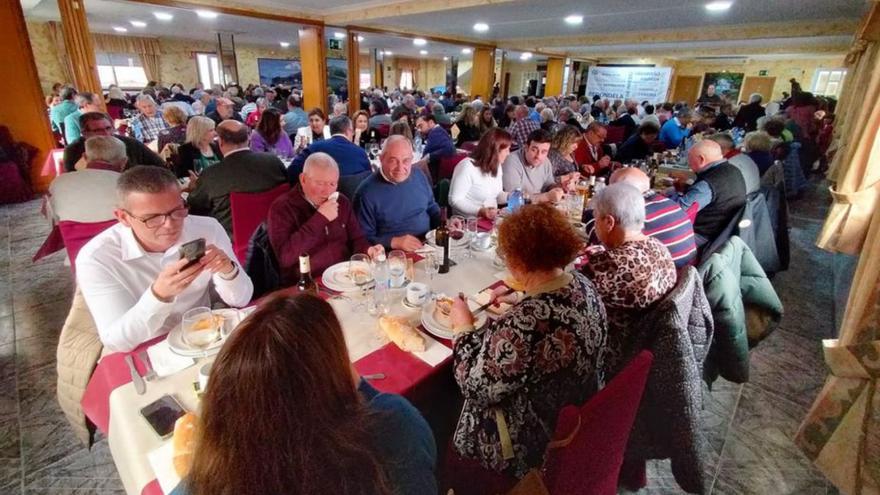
[1,0,879,493]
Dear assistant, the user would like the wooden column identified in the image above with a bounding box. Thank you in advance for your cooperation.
[299,25,328,114]
[58,0,102,96]
[470,47,495,99]
[0,0,58,192]
[544,57,564,97]
[374,50,384,89]
[347,31,360,111]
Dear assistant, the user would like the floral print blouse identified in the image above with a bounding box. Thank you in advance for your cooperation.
[452,272,608,477]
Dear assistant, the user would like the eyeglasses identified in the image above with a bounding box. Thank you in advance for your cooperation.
[124,206,188,229]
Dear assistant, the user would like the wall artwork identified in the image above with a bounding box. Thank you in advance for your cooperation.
[257,58,301,87]
[327,57,349,96]
[701,72,745,102]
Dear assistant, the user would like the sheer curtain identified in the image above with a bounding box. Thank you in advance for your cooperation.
[90,33,162,83]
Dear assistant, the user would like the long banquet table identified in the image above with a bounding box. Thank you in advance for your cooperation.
[81,241,505,495]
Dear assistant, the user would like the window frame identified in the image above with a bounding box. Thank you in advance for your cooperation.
[96,52,148,90]
[195,52,223,89]
[811,68,848,98]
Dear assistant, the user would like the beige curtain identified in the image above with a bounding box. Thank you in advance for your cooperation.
[139,53,161,83]
[796,4,880,494]
[90,33,162,82]
[396,58,421,88]
[46,21,75,85]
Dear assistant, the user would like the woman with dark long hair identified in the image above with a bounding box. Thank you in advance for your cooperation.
[448,127,512,218]
[250,108,294,158]
[173,293,437,495]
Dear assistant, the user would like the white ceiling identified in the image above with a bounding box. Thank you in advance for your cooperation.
[559,35,854,58]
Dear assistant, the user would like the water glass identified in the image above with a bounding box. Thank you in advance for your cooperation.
[181,307,219,350]
[349,254,372,311]
[388,250,407,288]
[424,251,440,281]
[466,217,479,258]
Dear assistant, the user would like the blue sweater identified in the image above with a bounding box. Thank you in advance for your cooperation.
[354,169,441,248]
[659,118,691,149]
[423,125,455,159]
[288,135,372,182]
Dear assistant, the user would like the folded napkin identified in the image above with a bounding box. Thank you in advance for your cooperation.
[147,441,180,495]
[148,340,195,377]
[411,330,453,367]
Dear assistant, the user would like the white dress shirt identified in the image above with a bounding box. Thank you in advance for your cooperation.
[76,215,254,352]
[48,169,120,223]
[448,157,507,216]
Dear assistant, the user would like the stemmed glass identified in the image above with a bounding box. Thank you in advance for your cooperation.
[450,214,465,260]
[465,217,479,258]
[349,254,372,312]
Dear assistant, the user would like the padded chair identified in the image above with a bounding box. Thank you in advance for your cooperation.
[375,123,391,139]
[438,151,469,181]
[58,219,118,276]
[230,183,290,265]
[542,351,654,495]
[459,141,479,153]
[338,170,372,201]
[605,125,626,145]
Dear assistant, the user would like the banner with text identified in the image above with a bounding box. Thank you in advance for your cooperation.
[585,66,672,103]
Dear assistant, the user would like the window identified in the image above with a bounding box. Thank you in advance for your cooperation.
[812,69,847,98]
[400,70,414,90]
[96,53,148,89]
[197,53,222,89]
[360,71,372,90]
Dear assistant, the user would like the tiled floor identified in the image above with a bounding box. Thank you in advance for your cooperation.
[0,180,843,494]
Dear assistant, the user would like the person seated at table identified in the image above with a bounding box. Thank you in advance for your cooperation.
[187,120,287,235]
[446,204,607,489]
[244,97,269,129]
[170,293,437,495]
[156,105,188,154]
[453,104,481,147]
[581,183,676,373]
[368,98,392,129]
[674,140,747,245]
[294,107,331,154]
[449,128,512,219]
[130,94,170,144]
[48,136,125,224]
[63,112,165,172]
[288,115,372,181]
[573,122,612,176]
[615,122,661,164]
[389,120,413,141]
[659,108,694,149]
[268,153,384,285]
[282,94,308,137]
[250,108,294,159]
[416,113,455,160]
[353,135,440,252]
[743,131,775,176]
[174,116,223,179]
[501,129,575,204]
[608,167,698,268]
[705,133,760,195]
[76,166,253,352]
[353,110,379,148]
[548,124,582,177]
[63,92,103,144]
[205,97,243,126]
[506,104,541,150]
[51,86,79,135]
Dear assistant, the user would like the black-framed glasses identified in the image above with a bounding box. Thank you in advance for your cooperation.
[124,206,189,229]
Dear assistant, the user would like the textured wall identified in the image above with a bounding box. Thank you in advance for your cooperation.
[25,21,68,94]
[236,45,300,87]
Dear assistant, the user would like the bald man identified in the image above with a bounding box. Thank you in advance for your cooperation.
[610,167,698,268]
[187,120,287,234]
[676,140,747,244]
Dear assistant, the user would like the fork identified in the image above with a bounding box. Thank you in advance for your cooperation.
[138,350,157,381]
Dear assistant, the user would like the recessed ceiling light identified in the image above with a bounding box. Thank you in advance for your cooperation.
[443,56,449,61]
[419,50,428,55]
[113,26,128,33]
[130,20,147,27]
[280,41,290,48]
[334,32,346,39]
[153,12,173,21]
[357,35,364,42]
[520,52,532,60]
[564,15,583,25]
[384,50,393,55]
[473,22,489,32]
[413,38,427,46]
[195,10,218,19]
[705,1,733,12]
[461,48,472,54]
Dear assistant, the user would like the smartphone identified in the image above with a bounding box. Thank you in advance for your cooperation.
[140,394,187,439]
[179,238,206,269]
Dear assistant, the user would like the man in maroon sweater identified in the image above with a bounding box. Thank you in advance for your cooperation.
[267,152,384,285]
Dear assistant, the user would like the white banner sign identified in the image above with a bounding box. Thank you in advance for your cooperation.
[585,66,672,104]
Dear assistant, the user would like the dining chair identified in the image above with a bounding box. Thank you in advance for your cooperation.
[58,219,118,277]
[229,183,290,265]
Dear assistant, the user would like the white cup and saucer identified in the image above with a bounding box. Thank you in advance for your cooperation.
[402,282,431,308]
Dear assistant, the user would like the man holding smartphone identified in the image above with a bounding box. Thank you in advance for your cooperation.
[77,166,253,352]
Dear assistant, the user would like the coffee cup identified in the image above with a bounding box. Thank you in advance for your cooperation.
[406,282,430,306]
[198,363,212,391]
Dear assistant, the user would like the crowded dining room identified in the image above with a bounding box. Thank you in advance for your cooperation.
[0,0,879,493]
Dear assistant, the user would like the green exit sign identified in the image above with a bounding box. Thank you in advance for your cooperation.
[329,39,341,50]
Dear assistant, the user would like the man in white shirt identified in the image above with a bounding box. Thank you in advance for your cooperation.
[48,136,125,224]
[77,166,253,352]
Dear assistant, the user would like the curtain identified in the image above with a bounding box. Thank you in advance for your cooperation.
[139,53,161,83]
[46,21,75,85]
[90,34,162,82]
[396,58,420,88]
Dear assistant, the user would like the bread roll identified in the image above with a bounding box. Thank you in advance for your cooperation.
[172,412,198,478]
[379,316,426,352]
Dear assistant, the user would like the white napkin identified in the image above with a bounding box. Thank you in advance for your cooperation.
[147,441,180,495]
[411,331,453,367]
[147,341,195,377]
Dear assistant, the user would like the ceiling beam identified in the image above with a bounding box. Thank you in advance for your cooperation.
[325,0,518,25]
[348,24,497,50]
[568,42,851,61]
[125,0,322,25]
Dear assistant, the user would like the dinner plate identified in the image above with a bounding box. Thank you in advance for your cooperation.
[425,229,470,249]
[321,261,374,293]
[420,299,487,340]
[167,308,247,357]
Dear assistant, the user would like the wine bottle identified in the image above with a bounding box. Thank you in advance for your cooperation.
[436,207,450,274]
[297,253,318,295]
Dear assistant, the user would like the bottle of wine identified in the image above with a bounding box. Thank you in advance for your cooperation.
[436,207,451,274]
[297,253,318,295]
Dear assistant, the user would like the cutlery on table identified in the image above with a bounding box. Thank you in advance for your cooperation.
[138,350,157,381]
[465,288,516,316]
[363,373,386,380]
[124,354,146,395]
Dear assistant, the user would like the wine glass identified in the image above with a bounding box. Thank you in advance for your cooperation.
[465,217,478,258]
[182,307,219,351]
[388,250,407,289]
[349,254,372,311]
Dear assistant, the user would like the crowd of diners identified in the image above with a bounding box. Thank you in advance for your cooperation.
[43,76,832,494]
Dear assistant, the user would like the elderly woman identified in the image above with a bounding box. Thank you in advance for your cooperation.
[156,105,188,153]
[581,182,676,373]
[548,124,581,177]
[431,103,452,126]
[447,204,607,490]
[245,97,269,128]
[174,116,223,178]
[743,130,774,176]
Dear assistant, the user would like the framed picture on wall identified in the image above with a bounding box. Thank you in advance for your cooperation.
[257,58,301,87]
[701,72,745,103]
[327,58,348,97]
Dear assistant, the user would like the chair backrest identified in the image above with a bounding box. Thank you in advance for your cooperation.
[605,125,626,145]
[543,351,654,495]
[58,219,118,276]
[685,202,699,224]
[459,141,479,152]
[229,183,290,264]
[438,151,469,181]
[338,170,372,201]
[375,123,391,139]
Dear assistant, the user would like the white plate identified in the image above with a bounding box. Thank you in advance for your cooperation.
[425,229,470,249]
[420,299,487,340]
[167,308,244,357]
[321,261,374,293]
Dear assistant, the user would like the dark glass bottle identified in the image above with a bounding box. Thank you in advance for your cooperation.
[436,208,450,274]
[296,253,318,295]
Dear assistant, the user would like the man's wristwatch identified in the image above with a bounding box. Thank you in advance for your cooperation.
[218,261,239,280]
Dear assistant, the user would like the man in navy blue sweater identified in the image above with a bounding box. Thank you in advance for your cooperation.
[416,113,455,160]
[353,135,441,252]
[288,115,372,182]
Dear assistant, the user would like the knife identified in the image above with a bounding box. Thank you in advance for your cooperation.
[467,288,516,316]
[124,354,146,395]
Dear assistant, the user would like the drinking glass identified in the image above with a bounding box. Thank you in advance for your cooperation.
[423,251,441,281]
[368,142,380,160]
[466,217,479,258]
[388,250,407,288]
[182,307,219,350]
[349,254,372,311]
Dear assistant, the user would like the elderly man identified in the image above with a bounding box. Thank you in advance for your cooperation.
[187,120,287,234]
[63,92,103,143]
[501,129,573,203]
[733,93,766,132]
[288,115,372,180]
[391,94,417,124]
[48,136,125,224]
[506,104,541,150]
[675,140,747,244]
[706,133,761,194]
[574,122,611,176]
[282,94,308,136]
[130,94,169,143]
[206,97,243,125]
[63,112,165,172]
[353,135,441,251]
[191,90,213,115]
[268,153,383,285]
[416,113,455,160]
[659,108,694,149]
[615,122,661,164]
[77,166,253,352]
